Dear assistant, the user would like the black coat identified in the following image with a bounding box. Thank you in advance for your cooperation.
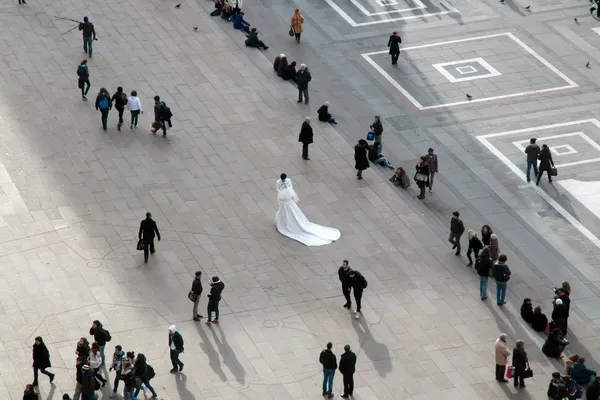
[281,64,297,81]
[467,236,483,253]
[207,281,225,311]
[192,277,203,295]
[23,390,38,400]
[538,148,554,170]
[350,271,368,292]
[77,65,89,81]
[339,350,356,375]
[542,330,568,358]
[338,266,351,286]
[481,226,492,246]
[387,35,401,55]
[245,31,262,48]
[112,91,128,109]
[354,143,369,170]
[139,217,160,244]
[317,105,331,122]
[89,322,111,346]
[32,343,51,369]
[521,301,534,324]
[586,380,600,400]
[277,58,288,77]
[531,312,548,332]
[320,349,337,370]
[552,304,568,333]
[273,56,282,72]
[512,347,528,369]
[371,120,383,135]
[296,68,312,89]
[169,331,184,352]
[476,255,493,277]
[298,122,313,144]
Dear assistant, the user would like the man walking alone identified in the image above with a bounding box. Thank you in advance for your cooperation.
[78,17,97,58]
[339,345,356,399]
[449,211,465,256]
[319,342,337,398]
[139,212,161,263]
[168,325,184,373]
[387,31,401,65]
[338,260,352,309]
[191,271,203,321]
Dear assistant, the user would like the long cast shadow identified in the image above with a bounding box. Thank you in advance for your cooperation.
[214,323,246,383]
[175,373,196,400]
[352,314,392,377]
[195,322,228,382]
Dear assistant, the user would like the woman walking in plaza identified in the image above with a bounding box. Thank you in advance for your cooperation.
[127,90,143,129]
[134,353,158,399]
[32,337,55,386]
[89,342,107,387]
[290,9,304,43]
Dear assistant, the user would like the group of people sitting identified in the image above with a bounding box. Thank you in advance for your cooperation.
[210,0,268,49]
[548,355,598,400]
[273,54,297,82]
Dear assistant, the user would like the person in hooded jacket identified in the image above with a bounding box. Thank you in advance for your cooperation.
[512,341,528,388]
[277,56,288,78]
[192,271,204,321]
[531,305,549,332]
[466,229,483,267]
[23,384,38,400]
[245,28,269,50]
[206,276,225,325]
[319,342,337,398]
[481,225,493,246]
[80,364,97,400]
[548,372,568,400]
[354,139,369,180]
[77,60,90,100]
[520,298,534,324]
[273,54,285,72]
[568,357,596,386]
[168,325,184,373]
[108,345,125,398]
[475,246,493,300]
[281,61,297,82]
[89,320,110,365]
[317,102,337,124]
[543,328,569,359]
[111,86,128,130]
[552,298,569,334]
[32,336,55,386]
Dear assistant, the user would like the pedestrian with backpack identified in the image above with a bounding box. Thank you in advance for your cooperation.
[492,254,511,306]
[153,95,173,137]
[133,354,158,399]
[111,87,128,130]
[347,270,367,319]
[95,88,112,131]
[77,60,90,100]
[89,320,111,365]
[475,247,493,300]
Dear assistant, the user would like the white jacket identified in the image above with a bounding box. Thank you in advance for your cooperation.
[127,96,143,112]
[89,351,102,369]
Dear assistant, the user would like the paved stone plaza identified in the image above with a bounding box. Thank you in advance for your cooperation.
[2,0,600,398]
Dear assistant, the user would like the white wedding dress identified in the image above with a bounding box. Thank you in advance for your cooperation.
[275,178,341,246]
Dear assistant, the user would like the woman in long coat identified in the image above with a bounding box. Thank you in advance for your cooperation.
[290,9,304,43]
[354,139,369,180]
[536,144,554,185]
[387,31,401,65]
[32,336,55,385]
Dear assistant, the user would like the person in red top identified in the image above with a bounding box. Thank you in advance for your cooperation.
[426,148,438,192]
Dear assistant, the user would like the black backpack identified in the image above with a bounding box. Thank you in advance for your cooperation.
[105,329,112,342]
[161,104,173,119]
[147,365,155,380]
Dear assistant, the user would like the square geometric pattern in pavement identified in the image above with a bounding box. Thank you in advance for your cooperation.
[362,33,577,110]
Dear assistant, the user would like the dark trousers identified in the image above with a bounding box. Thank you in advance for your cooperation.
[116,107,124,124]
[295,32,301,42]
[467,248,480,265]
[100,109,109,130]
[513,368,525,387]
[170,349,183,370]
[302,143,309,159]
[33,367,54,383]
[79,79,90,97]
[391,52,400,64]
[298,87,309,103]
[495,364,506,380]
[354,290,363,312]
[342,373,354,395]
[536,167,552,184]
[144,240,155,261]
[342,284,352,306]
[112,370,121,393]
[130,110,140,127]
[93,368,106,384]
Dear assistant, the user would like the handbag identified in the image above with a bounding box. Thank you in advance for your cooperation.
[544,322,551,335]
[367,131,375,141]
[415,173,427,182]
[188,290,198,302]
[550,167,558,176]
[522,368,533,379]
[506,366,514,378]
[288,28,294,36]
[136,240,144,251]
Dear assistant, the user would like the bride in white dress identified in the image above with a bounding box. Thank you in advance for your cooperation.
[275,173,341,246]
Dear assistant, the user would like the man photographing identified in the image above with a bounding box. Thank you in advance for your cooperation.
[78,17,97,58]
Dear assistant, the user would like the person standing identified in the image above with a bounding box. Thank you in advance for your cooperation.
[290,9,305,43]
[108,345,124,398]
[78,17,97,58]
[168,325,184,373]
[94,88,112,131]
[32,336,55,386]
[153,95,173,137]
[339,345,356,399]
[387,31,401,65]
[415,156,429,199]
[524,138,540,182]
[475,247,493,300]
[369,116,383,149]
[449,211,464,256]
[489,233,499,262]
[111,87,128,131]
[481,225,493,246]
[139,212,161,263]
[426,148,438,191]
[512,341,528,389]
[494,334,510,382]
[348,270,368,319]
[298,117,313,160]
[354,139,369,180]
[466,229,483,267]
[127,90,143,129]
[319,342,337,398]
[77,60,90,100]
[89,320,110,365]
[492,254,511,306]
[191,271,204,321]
[296,64,312,104]
[536,144,554,185]
[551,298,568,335]
[206,276,225,325]
[338,260,352,309]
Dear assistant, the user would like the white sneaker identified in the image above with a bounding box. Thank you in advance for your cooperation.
[110,392,117,398]
[355,311,360,319]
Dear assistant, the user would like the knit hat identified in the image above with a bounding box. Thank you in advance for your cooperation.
[211,276,220,284]
[81,364,89,372]
[84,16,89,22]
[325,101,330,106]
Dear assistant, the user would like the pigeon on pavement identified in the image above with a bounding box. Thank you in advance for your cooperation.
[175,3,182,8]
[586,61,590,68]
[466,94,473,100]
[525,5,530,10]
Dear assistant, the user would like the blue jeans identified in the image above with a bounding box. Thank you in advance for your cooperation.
[526,160,538,182]
[322,369,335,392]
[496,282,507,304]
[99,344,105,364]
[135,378,157,397]
[128,386,139,400]
[208,309,219,322]
[83,36,93,57]
[479,276,488,298]
[33,367,54,383]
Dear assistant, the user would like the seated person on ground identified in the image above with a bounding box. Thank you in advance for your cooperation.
[221,4,233,19]
[317,102,337,124]
[245,28,269,50]
[390,167,410,188]
[211,0,225,16]
[521,298,534,324]
[368,142,393,170]
[531,305,549,332]
[233,12,250,33]
[281,61,297,81]
[569,357,597,386]
[274,54,285,72]
[277,56,288,78]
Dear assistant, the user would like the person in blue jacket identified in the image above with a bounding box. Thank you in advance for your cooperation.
[233,12,250,33]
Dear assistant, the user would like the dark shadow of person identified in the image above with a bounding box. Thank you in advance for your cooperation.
[175,373,196,400]
[352,315,392,377]
[195,322,228,382]
[213,323,246,383]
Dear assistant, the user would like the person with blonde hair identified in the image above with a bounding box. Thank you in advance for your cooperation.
[466,229,483,267]
[290,8,304,43]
